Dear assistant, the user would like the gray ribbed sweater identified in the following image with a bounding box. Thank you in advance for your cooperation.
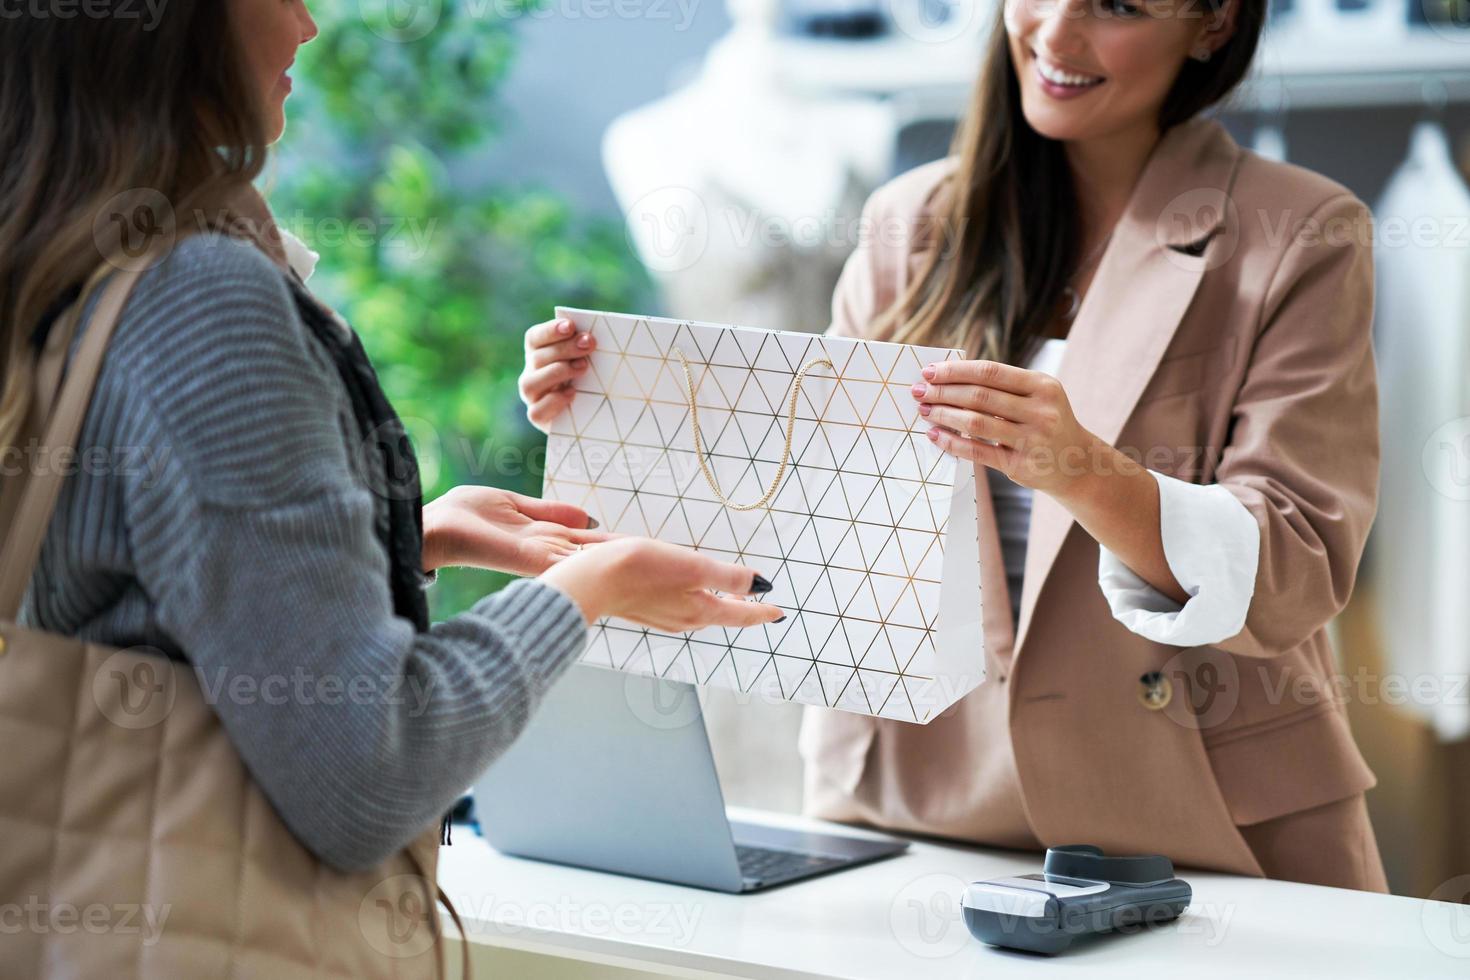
[17,234,589,872]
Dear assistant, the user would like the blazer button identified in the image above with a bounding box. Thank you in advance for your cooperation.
[1138,671,1172,711]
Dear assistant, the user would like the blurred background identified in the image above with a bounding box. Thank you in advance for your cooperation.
[271,0,1470,899]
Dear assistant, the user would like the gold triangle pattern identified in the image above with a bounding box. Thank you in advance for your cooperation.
[544,310,967,723]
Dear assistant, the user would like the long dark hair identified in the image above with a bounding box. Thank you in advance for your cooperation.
[877,0,1265,365]
[0,3,270,447]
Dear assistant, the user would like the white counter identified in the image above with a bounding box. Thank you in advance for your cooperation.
[435,807,1470,979]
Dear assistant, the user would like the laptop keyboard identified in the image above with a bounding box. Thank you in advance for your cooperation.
[735,845,846,887]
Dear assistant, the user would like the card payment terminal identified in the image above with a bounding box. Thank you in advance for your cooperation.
[963,845,1192,955]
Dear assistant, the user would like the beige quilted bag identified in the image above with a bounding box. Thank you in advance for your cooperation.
[0,258,468,978]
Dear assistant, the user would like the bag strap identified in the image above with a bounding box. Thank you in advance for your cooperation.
[672,346,832,512]
[0,264,112,542]
[437,883,473,980]
[0,258,156,621]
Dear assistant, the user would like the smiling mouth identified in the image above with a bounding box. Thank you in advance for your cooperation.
[1032,49,1106,89]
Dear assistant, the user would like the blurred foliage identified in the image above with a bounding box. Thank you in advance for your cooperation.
[269,0,649,617]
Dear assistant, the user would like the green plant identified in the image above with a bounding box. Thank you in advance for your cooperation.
[270,2,650,618]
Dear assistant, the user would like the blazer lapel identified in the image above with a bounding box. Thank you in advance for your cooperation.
[1011,118,1245,656]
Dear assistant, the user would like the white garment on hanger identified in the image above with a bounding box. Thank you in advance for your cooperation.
[1370,121,1470,742]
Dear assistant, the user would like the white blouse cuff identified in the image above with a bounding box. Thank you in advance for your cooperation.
[1097,471,1260,647]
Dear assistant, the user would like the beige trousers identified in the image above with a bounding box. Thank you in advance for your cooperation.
[1238,793,1389,893]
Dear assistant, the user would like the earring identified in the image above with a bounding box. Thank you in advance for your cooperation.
[1191,47,1213,62]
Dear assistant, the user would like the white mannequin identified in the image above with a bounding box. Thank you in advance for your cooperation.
[602,0,897,332]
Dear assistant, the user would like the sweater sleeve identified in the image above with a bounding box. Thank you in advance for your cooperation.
[108,235,588,872]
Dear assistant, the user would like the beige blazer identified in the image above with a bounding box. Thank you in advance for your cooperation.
[799,117,1380,878]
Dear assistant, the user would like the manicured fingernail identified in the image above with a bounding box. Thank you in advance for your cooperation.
[926,427,940,442]
[586,517,600,529]
[910,383,927,399]
[751,574,774,594]
[918,403,931,417]
[577,334,592,349]
[922,364,937,380]
[773,615,787,623]
[557,320,574,335]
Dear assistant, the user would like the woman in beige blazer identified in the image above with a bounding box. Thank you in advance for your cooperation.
[525,0,1387,890]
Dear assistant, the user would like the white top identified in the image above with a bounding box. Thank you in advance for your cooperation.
[985,468,1032,623]
[989,338,1261,647]
[986,339,1066,623]
[436,806,1470,978]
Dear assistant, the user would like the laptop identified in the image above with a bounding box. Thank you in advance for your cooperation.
[473,664,909,893]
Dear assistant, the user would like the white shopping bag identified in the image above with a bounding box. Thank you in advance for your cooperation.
[543,308,985,723]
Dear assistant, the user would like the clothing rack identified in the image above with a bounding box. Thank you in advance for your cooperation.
[771,26,1470,129]
[1242,31,1470,112]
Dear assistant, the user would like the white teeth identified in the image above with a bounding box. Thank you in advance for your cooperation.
[1036,57,1102,87]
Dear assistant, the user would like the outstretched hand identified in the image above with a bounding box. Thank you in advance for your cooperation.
[422,485,612,577]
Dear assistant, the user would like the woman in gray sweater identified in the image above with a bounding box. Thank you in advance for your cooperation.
[0,1,781,872]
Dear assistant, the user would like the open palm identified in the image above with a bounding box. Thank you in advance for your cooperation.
[422,486,613,577]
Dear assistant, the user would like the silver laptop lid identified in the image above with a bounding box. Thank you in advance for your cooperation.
[474,664,745,892]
